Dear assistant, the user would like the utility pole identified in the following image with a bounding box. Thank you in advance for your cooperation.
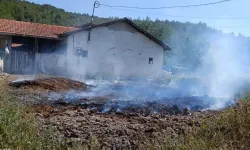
[88,1,100,42]
[91,1,100,24]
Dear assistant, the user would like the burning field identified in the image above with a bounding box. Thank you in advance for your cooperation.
[7,75,233,149]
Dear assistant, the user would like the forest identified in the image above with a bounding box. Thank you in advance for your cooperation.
[0,0,249,71]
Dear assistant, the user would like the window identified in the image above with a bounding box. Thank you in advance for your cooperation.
[149,57,153,64]
[81,50,88,58]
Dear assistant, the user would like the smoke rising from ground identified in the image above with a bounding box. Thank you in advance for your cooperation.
[200,36,245,97]
[166,31,250,109]
[38,33,249,110]
[13,25,250,111]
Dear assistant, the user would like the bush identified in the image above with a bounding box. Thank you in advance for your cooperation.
[179,94,250,150]
[0,80,67,150]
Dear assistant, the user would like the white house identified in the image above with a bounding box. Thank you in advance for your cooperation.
[63,18,171,79]
[0,18,170,78]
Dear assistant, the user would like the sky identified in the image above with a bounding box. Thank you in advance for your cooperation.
[27,0,250,36]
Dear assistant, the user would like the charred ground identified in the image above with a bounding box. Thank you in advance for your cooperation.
[6,75,220,149]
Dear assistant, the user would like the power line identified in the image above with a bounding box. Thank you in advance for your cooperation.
[97,1,250,29]
[98,7,250,29]
[102,7,250,20]
[100,0,231,10]
[216,26,250,28]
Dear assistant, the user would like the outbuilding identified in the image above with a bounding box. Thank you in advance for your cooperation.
[63,18,170,79]
[0,18,77,74]
[0,18,171,78]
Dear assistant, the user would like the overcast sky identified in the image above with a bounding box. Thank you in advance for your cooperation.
[28,0,250,36]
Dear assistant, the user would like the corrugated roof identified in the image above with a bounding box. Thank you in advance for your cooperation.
[0,19,79,39]
[64,18,171,50]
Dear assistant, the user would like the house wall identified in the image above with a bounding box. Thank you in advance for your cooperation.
[1,22,165,78]
[66,22,164,79]
[35,38,67,75]
[4,36,61,74]
[9,36,36,74]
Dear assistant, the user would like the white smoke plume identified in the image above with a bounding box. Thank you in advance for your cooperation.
[15,22,250,111]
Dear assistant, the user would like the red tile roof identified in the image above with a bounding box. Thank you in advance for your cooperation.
[0,19,79,39]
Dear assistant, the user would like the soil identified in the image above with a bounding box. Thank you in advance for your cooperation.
[7,75,216,149]
[8,76,88,105]
[10,77,88,92]
[33,104,214,149]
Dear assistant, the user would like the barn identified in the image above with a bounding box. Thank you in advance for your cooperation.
[0,18,78,74]
[0,18,171,79]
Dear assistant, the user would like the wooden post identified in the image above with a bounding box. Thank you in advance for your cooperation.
[33,38,39,74]
[2,35,11,73]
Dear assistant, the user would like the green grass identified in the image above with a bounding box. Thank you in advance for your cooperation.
[176,94,250,150]
[0,80,67,150]
[0,79,103,150]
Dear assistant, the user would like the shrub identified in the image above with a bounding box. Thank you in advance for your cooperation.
[179,94,250,150]
[0,80,67,150]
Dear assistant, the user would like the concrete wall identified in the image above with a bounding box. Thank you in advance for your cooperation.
[66,22,164,79]
[35,53,67,75]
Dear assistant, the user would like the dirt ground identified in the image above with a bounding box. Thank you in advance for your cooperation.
[10,77,88,92]
[5,75,216,149]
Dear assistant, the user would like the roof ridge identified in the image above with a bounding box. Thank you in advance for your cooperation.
[63,17,171,50]
[0,18,78,29]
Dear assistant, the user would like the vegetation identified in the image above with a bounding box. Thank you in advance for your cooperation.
[0,78,67,149]
[0,0,111,26]
[177,96,250,150]
[133,96,250,150]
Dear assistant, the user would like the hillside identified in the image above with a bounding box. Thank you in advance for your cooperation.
[0,0,250,70]
[0,0,211,40]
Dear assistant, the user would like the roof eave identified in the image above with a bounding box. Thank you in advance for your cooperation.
[0,32,61,40]
[163,44,171,51]
[62,18,171,50]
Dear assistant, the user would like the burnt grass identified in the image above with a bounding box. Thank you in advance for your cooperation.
[60,97,204,116]
[9,77,221,149]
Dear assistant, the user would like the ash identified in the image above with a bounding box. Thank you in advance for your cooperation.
[48,80,234,116]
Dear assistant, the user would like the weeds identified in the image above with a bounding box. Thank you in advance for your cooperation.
[178,94,250,150]
[0,80,67,150]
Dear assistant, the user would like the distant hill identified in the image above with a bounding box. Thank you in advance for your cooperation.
[0,0,249,70]
[0,0,111,25]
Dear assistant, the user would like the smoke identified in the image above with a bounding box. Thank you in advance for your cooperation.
[22,22,250,111]
[200,35,248,97]
[12,75,36,83]
[166,29,250,109]
[47,81,233,114]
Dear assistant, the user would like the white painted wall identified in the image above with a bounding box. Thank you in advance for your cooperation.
[66,22,164,79]
[35,53,67,74]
